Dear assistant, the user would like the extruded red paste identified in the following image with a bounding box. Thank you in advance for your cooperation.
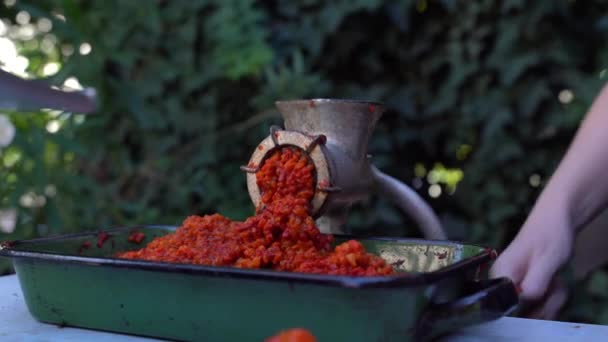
[128,231,145,244]
[117,147,394,276]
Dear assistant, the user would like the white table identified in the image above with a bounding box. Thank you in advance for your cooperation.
[1,274,607,341]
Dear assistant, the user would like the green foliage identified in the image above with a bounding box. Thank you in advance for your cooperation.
[1,0,608,323]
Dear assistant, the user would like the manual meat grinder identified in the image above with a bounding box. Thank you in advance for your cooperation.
[242,99,446,239]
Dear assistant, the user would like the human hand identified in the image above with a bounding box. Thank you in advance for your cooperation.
[491,207,574,319]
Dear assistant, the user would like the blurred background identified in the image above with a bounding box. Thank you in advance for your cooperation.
[0,0,607,324]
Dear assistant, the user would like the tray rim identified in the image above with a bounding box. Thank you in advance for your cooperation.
[0,225,494,289]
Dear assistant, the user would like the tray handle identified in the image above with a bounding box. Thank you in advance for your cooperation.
[414,277,519,341]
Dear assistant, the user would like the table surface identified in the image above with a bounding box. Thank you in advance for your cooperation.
[1,274,607,342]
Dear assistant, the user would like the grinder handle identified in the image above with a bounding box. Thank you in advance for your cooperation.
[371,166,446,240]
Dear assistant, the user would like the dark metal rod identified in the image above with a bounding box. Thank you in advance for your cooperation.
[0,69,96,113]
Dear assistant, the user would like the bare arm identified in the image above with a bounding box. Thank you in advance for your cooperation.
[491,84,608,319]
[545,84,608,231]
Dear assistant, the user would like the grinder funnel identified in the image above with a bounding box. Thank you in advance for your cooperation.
[244,99,446,239]
[278,99,382,161]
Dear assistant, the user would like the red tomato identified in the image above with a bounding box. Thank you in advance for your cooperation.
[265,328,317,342]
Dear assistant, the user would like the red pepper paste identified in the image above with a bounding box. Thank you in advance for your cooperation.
[78,240,91,254]
[117,147,395,276]
[266,328,317,342]
[97,231,110,248]
[128,231,146,244]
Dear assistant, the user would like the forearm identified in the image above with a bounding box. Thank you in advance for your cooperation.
[535,85,608,232]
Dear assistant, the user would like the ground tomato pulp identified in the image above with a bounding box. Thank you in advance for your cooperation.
[118,147,395,276]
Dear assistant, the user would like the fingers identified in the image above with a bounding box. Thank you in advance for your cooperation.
[489,214,574,320]
[490,243,527,284]
[520,262,557,301]
[543,280,568,319]
[528,278,569,320]
[492,230,571,302]
[519,238,571,301]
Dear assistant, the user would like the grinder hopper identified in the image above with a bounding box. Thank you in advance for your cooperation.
[243,99,446,239]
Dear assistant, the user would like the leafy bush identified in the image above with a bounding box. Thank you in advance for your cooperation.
[1,0,608,324]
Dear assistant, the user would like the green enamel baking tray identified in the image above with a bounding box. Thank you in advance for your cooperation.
[0,226,518,341]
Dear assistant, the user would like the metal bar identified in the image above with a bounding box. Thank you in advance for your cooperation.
[240,165,260,173]
[0,70,97,113]
[305,134,326,154]
[269,126,282,146]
